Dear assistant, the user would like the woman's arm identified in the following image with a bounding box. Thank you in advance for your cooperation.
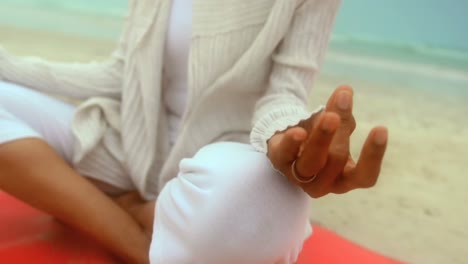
[251,0,388,198]
[250,0,341,152]
[0,49,123,100]
[0,15,131,100]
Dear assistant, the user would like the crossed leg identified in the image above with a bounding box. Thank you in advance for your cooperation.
[0,81,151,263]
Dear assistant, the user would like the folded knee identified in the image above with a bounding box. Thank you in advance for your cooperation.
[151,142,311,263]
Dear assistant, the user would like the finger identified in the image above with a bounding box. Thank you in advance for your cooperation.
[326,85,353,117]
[343,126,388,189]
[326,85,356,133]
[269,127,307,168]
[352,126,388,187]
[309,86,355,195]
[296,112,340,176]
[307,133,351,198]
[329,156,356,194]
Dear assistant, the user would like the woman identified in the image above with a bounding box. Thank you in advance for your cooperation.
[0,0,388,263]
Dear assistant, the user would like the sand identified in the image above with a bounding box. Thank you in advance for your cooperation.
[1,24,467,264]
[309,77,468,264]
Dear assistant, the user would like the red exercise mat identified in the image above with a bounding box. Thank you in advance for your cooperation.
[0,192,403,263]
[296,224,403,264]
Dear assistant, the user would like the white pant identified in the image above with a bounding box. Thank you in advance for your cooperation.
[0,81,75,161]
[0,81,312,263]
[151,142,312,264]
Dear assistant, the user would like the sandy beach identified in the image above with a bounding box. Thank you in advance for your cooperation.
[1,24,467,264]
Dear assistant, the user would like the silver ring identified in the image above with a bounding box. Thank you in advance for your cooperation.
[291,159,318,184]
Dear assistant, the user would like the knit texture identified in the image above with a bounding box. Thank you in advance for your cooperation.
[0,0,341,199]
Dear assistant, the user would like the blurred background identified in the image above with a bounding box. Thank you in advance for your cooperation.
[1,0,467,263]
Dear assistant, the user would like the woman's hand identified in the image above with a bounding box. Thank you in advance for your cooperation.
[267,85,388,198]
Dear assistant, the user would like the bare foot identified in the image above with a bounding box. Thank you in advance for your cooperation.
[113,192,155,238]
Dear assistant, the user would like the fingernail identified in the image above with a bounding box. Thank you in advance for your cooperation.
[374,129,388,146]
[337,91,351,110]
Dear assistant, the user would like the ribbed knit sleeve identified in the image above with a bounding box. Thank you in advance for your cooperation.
[0,16,131,100]
[250,0,341,153]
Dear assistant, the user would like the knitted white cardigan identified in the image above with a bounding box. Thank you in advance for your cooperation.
[0,0,340,199]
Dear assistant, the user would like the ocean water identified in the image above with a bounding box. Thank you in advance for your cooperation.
[0,0,127,39]
[0,0,127,17]
[1,0,467,93]
[328,0,468,91]
[324,36,468,96]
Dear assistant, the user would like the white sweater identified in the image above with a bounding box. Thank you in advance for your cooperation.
[0,0,341,199]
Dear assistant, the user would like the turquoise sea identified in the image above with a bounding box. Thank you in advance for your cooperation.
[1,0,467,93]
[0,0,127,40]
[0,0,127,17]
